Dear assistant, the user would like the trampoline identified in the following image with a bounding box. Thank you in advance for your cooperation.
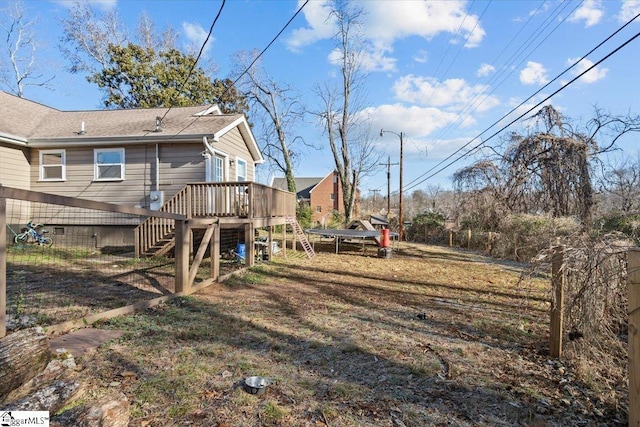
[305,228,399,254]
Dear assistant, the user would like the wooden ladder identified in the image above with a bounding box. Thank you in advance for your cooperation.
[286,216,315,259]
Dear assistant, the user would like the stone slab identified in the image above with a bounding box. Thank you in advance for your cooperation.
[50,329,126,358]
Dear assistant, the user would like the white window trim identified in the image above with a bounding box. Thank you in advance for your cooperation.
[235,157,248,182]
[205,149,230,182]
[39,149,66,181]
[94,148,125,181]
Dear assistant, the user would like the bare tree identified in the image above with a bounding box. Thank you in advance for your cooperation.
[0,0,53,97]
[59,2,183,77]
[233,50,304,193]
[598,154,640,214]
[58,1,128,75]
[312,0,380,224]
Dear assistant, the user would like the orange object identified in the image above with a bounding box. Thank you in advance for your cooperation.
[380,228,390,248]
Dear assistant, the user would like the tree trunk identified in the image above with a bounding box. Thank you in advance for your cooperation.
[0,328,50,402]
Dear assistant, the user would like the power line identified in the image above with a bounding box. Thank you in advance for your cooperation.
[424,0,579,161]
[403,28,640,193]
[157,0,226,125]
[172,0,310,137]
[402,10,640,192]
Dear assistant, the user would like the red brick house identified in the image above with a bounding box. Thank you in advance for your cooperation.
[271,171,343,225]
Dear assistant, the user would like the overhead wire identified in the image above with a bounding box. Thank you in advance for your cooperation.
[422,0,579,161]
[171,0,310,137]
[402,26,640,193]
[156,0,226,125]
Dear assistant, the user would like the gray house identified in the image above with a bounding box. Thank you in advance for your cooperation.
[0,91,295,256]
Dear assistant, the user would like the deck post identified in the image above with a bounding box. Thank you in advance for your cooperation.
[245,223,254,267]
[628,248,640,427]
[0,194,6,338]
[282,224,286,257]
[268,226,273,260]
[174,220,190,293]
[211,224,220,281]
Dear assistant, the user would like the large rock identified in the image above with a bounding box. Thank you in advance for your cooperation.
[51,393,130,427]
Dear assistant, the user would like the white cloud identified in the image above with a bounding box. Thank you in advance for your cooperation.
[569,0,604,27]
[364,0,486,48]
[618,0,640,22]
[413,50,428,64]
[477,63,495,77]
[285,1,486,72]
[285,0,335,53]
[363,103,465,140]
[519,61,549,85]
[392,75,500,112]
[182,22,213,56]
[567,57,608,83]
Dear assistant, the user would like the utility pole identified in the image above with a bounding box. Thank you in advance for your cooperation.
[369,189,380,212]
[379,156,398,220]
[380,130,404,241]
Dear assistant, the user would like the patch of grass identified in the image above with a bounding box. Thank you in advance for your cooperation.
[39,242,624,426]
[263,400,288,421]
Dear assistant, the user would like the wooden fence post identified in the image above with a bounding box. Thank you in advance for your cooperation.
[467,229,471,249]
[449,230,453,247]
[0,195,6,338]
[549,245,565,358]
[628,248,640,426]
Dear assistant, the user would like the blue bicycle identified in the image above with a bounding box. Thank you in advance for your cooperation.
[14,220,53,246]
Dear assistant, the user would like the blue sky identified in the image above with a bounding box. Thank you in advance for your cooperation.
[3,0,640,195]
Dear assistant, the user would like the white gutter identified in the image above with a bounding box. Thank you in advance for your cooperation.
[202,136,216,154]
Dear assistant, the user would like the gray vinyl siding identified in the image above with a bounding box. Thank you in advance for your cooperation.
[23,131,253,227]
[0,143,30,189]
[28,142,205,226]
[1,143,32,229]
[217,128,255,181]
[30,142,206,206]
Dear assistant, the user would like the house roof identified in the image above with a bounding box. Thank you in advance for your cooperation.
[0,90,264,163]
[271,176,325,200]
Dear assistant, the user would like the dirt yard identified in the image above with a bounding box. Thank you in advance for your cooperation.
[56,241,627,426]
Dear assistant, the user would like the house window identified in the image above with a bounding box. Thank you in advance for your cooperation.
[94,148,125,181]
[39,150,66,181]
[330,193,335,201]
[213,155,224,182]
[316,206,322,213]
[236,158,247,182]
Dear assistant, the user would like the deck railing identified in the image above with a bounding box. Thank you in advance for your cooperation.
[134,182,296,256]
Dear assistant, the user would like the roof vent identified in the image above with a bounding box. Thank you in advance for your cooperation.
[155,116,162,132]
[77,121,86,135]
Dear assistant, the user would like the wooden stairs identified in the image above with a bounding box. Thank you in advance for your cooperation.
[286,216,315,259]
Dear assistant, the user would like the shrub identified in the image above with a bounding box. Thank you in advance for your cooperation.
[407,211,446,243]
[296,204,313,230]
[493,214,581,261]
[597,213,640,243]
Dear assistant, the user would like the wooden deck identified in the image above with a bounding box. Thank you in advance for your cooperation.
[134,182,296,257]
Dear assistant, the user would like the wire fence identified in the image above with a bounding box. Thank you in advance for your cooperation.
[0,186,254,337]
[4,197,184,334]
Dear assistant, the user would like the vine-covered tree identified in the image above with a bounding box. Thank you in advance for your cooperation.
[454,105,639,228]
[88,43,247,111]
